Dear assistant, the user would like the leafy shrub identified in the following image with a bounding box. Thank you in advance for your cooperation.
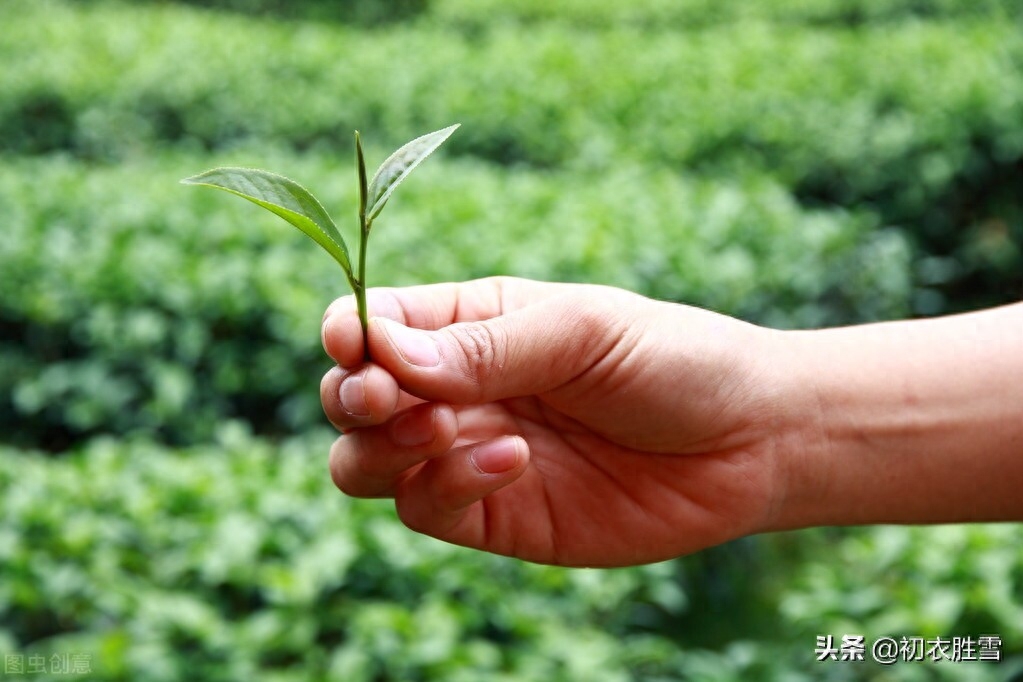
[0,431,691,681]
[1,3,1022,680]
[431,0,1023,29]
[8,2,1023,175]
[1,434,1021,681]
[134,0,430,25]
[0,151,904,446]
[3,0,1019,311]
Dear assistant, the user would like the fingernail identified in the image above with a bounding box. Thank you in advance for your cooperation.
[391,410,435,447]
[470,438,521,475]
[339,375,369,417]
[377,318,440,367]
[321,314,332,349]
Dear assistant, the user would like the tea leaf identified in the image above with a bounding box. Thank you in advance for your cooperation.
[366,124,459,224]
[181,167,353,276]
[355,131,368,224]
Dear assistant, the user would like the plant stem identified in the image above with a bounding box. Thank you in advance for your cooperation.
[354,130,370,362]
[357,219,370,362]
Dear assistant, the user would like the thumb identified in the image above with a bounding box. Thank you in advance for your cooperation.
[367,298,622,404]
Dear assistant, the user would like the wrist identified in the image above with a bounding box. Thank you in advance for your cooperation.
[754,328,836,534]
[768,306,1023,532]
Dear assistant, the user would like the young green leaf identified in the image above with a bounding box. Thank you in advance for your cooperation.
[356,131,369,224]
[366,123,460,224]
[182,124,459,364]
[181,167,353,277]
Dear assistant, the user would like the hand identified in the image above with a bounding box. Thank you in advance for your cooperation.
[320,277,800,567]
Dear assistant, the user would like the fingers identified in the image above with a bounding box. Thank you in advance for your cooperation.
[330,409,530,545]
[328,402,459,498]
[394,436,529,544]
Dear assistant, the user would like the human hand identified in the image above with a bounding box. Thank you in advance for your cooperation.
[320,277,803,567]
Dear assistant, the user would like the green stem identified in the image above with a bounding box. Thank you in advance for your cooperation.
[357,219,370,362]
[354,130,371,363]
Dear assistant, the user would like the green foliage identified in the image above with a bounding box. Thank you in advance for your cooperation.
[365,125,460,224]
[135,0,430,25]
[9,1,1023,178]
[0,152,909,445]
[2,0,1019,309]
[182,124,459,353]
[1,436,1021,680]
[1,0,1022,679]
[432,0,1023,29]
[0,432,690,681]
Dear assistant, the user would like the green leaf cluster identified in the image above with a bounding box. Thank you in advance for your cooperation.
[181,124,459,350]
[179,125,459,280]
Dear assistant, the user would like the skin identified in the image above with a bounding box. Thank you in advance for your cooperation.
[320,277,1023,568]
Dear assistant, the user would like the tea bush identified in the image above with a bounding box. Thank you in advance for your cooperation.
[432,0,1023,29]
[7,3,1023,177]
[3,0,1019,310]
[0,151,906,446]
[135,0,430,25]
[0,430,689,681]
[2,1,1022,680]
[1,435,1021,680]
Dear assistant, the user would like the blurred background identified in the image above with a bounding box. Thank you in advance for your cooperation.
[1,0,1022,679]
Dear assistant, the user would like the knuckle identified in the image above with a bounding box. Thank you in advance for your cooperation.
[449,322,502,393]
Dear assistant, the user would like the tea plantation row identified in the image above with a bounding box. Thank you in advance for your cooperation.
[0,150,908,446]
[135,0,1023,27]
[7,2,1022,182]
[4,1,1020,312]
[3,430,1022,681]
[2,1,1022,680]
[431,0,1023,27]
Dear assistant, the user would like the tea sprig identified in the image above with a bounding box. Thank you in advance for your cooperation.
[182,124,459,360]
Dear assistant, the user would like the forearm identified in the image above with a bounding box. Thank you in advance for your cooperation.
[774,302,1023,530]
